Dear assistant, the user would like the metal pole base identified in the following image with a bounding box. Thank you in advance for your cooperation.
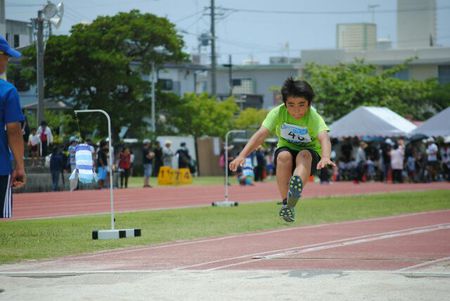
[92,229,141,240]
[211,201,239,207]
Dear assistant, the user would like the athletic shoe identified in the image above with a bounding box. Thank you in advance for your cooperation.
[287,175,303,209]
[279,205,295,223]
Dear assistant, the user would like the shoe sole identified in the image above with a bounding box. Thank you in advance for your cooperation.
[279,206,295,223]
[287,175,303,208]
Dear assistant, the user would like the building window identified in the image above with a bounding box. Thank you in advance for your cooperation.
[383,66,409,81]
[438,65,450,84]
[232,78,254,94]
[158,79,173,91]
[394,69,409,81]
[14,35,20,48]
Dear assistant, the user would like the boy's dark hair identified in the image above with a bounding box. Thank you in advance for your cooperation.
[281,77,315,105]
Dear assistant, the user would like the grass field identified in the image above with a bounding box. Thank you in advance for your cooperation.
[0,190,449,265]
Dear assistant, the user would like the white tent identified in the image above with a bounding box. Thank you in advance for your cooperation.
[409,107,450,137]
[329,106,417,138]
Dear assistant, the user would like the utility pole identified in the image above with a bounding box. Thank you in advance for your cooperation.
[222,55,233,96]
[368,4,380,23]
[151,62,156,133]
[36,10,45,125]
[210,0,216,96]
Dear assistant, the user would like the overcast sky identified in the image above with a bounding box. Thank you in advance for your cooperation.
[5,0,450,64]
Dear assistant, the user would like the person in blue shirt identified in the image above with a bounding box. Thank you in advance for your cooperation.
[0,35,25,218]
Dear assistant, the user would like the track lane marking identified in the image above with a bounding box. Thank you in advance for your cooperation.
[53,210,450,261]
[397,256,450,272]
[176,223,450,271]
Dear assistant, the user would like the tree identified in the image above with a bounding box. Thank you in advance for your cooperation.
[171,93,239,138]
[233,108,268,130]
[21,10,187,140]
[303,60,440,122]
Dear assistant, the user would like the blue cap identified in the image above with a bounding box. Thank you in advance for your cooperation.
[0,35,21,58]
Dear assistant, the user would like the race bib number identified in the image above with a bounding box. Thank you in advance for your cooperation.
[280,123,311,144]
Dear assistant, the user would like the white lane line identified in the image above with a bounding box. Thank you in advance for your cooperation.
[396,256,450,272]
[182,223,450,271]
[62,209,450,260]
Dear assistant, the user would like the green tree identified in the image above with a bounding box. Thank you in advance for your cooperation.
[171,93,239,138]
[233,108,268,130]
[303,60,439,122]
[21,10,187,140]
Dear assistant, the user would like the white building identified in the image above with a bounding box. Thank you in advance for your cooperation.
[215,62,300,109]
[337,23,377,51]
[300,47,450,83]
[397,0,436,48]
[0,0,33,48]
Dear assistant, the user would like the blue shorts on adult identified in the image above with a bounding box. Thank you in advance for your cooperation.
[144,164,152,177]
[97,166,107,180]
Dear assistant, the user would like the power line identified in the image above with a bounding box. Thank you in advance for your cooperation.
[221,6,450,16]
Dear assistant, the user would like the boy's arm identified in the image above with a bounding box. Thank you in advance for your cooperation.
[7,122,26,188]
[229,127,270,172]
[317,130,336,169]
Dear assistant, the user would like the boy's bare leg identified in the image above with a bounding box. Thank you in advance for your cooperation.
[280,150,313,222]
[275,151,293,202]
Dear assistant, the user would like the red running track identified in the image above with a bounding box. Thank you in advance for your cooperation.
[9,181,450,220]
[1,210,449,272]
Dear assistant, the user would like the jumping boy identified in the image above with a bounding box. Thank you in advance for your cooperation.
[229,77,335,222]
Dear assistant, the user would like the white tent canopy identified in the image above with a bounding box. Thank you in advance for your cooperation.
[329,106,417,138]
[409,107,450,137]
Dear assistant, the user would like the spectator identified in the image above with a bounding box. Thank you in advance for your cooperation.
[49,146,65,191]
[162,140,174,167]
[0,35,26,218]
[254,146,267,182]
[176,142,191,169]
[381,139,393,182]
[425,138,439,182]
[237,155,255,186]
[390,139,405,184]
[36,120,53,157]
[67,136,78,172]
[129,150,135,177]
[405,143,416,183]
[27,128,40,166]
[118,146,131,188]
[142,139,154,188]
[97,140,108,189]
[264,148,275,179]
[353,141,367,184]
[440,139,450,181]
[152,141,163,177]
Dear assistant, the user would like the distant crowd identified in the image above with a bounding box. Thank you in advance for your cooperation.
[22,120,195,191]
[222,136,450,186]
[332,137,449,184]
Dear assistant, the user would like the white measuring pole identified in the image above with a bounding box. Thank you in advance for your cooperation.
[74,109,115,230]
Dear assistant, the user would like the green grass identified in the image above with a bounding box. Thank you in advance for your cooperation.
[0,190,449,264]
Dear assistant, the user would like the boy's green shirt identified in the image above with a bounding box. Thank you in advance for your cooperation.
[262,104,329,154]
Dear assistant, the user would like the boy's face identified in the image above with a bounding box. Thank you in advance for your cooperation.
[285,96,310,119]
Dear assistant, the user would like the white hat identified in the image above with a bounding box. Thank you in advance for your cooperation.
[385,138,394,145]
[165,140,172,145]
[143,139,151,144]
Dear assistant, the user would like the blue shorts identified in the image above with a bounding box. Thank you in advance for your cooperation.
[97,166,107,180]
[144,164,153,177]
